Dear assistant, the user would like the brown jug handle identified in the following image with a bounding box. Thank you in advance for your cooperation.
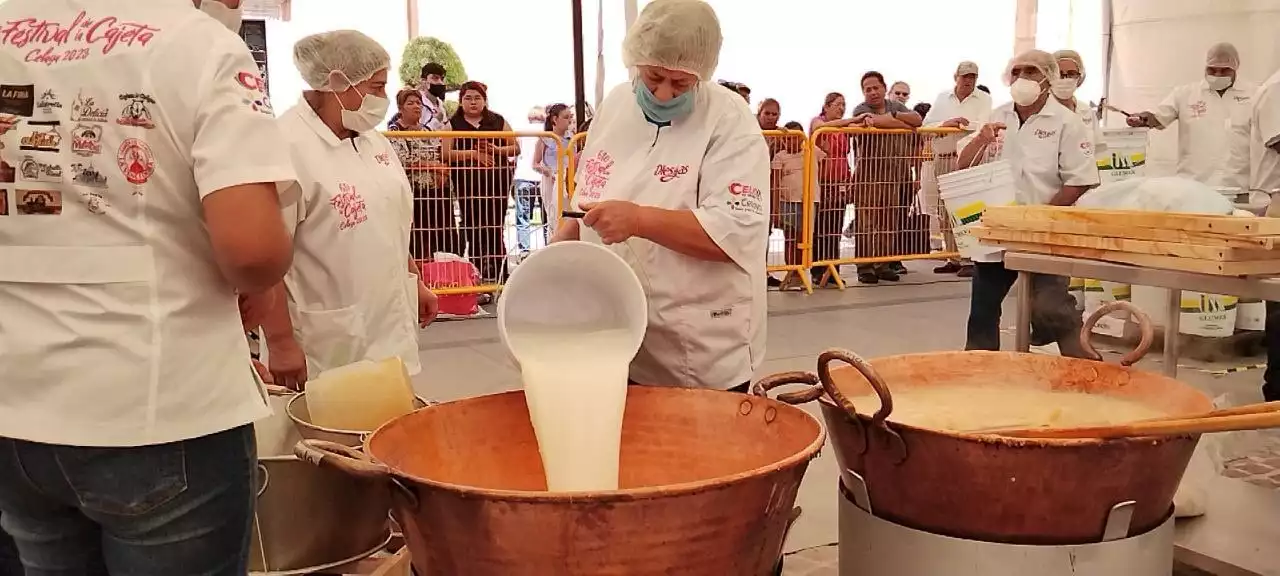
[1080,301,1154,367]
[294,439,390,481]
[752,371,824,405]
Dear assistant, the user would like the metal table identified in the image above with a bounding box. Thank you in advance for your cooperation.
[1003,252,1280,377]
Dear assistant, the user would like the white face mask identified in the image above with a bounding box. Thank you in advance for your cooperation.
[1050,78,1078,99]
[335,88,390,133]
[199,0,243,32]
[1010,78,1045,107]
[1206,74,1233,91]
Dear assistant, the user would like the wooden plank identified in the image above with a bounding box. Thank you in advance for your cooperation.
[977,216,1280,250]
[971,227,1280,261]
[986,240,1280,275]
[982,205,1280,236]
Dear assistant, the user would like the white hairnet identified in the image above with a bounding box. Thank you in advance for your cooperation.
[622,0,723,80]
[1206,42,1240,69]
[1003,49,1059,86]
[1053,49,1086,83]
[293,30,391,92]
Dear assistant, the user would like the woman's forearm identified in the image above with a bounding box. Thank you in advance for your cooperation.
[957,138,988,169]
[636,207,731,263]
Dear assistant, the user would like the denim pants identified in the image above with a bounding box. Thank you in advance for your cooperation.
[965,261,1084,356]
[0,425,257,576]
[513,179,544,252]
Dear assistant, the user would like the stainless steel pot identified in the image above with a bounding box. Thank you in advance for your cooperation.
[286,392,431,447]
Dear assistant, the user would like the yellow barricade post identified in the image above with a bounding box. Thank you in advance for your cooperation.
[763,129,815,293]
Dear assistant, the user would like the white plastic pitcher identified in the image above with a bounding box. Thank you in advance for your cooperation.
[497,241,647,491]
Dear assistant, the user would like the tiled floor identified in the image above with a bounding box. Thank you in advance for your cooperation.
[410,260,1276,576]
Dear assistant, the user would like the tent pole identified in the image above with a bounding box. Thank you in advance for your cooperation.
[572,0,587,132]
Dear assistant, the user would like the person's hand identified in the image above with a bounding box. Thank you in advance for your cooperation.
[942,117,970,128]
[549,218,581,243]
[238,291,275,331]
[252,359,274,385]
[267,337,308,391]
[976,122,1006,144]
[580,200,645,244]
[1126,113,1154,128]
[850,113,871,125]
[418,282,439,327]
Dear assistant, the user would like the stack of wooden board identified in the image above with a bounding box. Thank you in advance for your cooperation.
[972,206,1280,276]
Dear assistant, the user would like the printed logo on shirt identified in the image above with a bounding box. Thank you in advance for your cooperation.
[70,92,109,123]
[0,84,35,117]
[235,71,274,116]
[330,182,369,231]
[0,12,162,66]
[116,93,155,129]
[15,189,61,215]
[578,150,614,203]
[19,121,61,152]
[35,89,62,115]
[710,307,733,319]
[1234,95,1250,103]
[70,162,107,188]
[1033,128,1057,140]
[1188,100,1208,118]
[78,188,108,214]
[653,163,689,183]
[1079,140,1094,158]
[0,159,13,183]
[375,152,392,167]
[0,190,8,215]
[0,113,18,135]
[18,155,62,183]
[70,124,103,156]
[727,181,764,215]
[116,138,154,191]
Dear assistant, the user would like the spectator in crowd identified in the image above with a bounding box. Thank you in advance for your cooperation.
[913,102,932,118]
[890,81,911,105]
[757,97,782,157]
[851,71,923,283]
[444,81,520,283]
[1052,50,1105,154]
[389,89,457,260]
[533,103,573,241]
[418,62,450,131]
[923,60,993,278]
[977,84,990,94]
[736,83,752,103]
[810,92,862,285]
[514,106,547,255]
[958,49,1095,357]
[1127,42,1256,189]
[772,121,825,275]
[1250,65,1280,401]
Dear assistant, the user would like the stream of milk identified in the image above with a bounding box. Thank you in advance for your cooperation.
[509,326,634,491]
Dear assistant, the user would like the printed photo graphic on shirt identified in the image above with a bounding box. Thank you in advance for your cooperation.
[18,121,61,152]
[70,162,107,188]
[35,89,62,115]
[1078,140,1094,158]
[0,190,8,215]
[727,181,764,215]
[70,92,109,123]
[16,189,61,215]
[0,159,13,183]
[18,155,62,183]
[70,124,103,156]
[578,150,614,203]
[330,182,368,231]
[0,11,162,65]
[0,85,35,117]
[375,152,392,167]
[653,163,689,183]
[0,114,17,136]
[116,93,155,129]
[235,71,274,116]
[78,189,108,215]
[117,138,154,193]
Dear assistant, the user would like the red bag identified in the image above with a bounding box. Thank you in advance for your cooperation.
[419,257,481,317]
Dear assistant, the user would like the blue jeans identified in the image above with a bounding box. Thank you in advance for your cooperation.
[513,179,544,252]
[0,425,257,576]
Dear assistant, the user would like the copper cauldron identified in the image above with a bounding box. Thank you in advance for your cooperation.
[295,385,825,575]
[756,302,1213,545]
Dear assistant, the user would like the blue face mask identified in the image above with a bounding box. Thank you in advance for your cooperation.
[634,80,694,123]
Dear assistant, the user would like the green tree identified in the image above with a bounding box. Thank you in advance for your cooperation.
[399,37,468,89]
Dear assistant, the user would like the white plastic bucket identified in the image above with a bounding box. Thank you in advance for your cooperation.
[1097,129,1147,184]
[1237,299,1266,331]
[1131,286,1240,338]
[938,160,1016,260]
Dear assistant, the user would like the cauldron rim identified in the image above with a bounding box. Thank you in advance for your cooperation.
[363,387,828,504]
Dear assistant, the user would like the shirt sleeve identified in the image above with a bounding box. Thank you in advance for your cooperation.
[1151,87,1181,129]
[693,114,771,274]
[1058,116,1101,188]
[923,93,947,126]
[850,103,873,117]
[1259,83,1280,150]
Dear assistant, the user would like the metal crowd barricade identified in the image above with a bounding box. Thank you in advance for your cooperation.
[807,126,962,288]
[763,129,815,293]
[565,131,589,206]
[384,129,567,300]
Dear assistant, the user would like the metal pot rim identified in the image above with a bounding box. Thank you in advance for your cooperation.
[363,389,828,504]
[285,392,429,436]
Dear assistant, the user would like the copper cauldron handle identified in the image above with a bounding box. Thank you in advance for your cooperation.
[294,440,390,480]
[818,349,907,463]
[1080,301,1154,367]
[752,371,824,405]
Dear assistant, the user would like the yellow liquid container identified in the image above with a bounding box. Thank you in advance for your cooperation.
[305,357,417,431]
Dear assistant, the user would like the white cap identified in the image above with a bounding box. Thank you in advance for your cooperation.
[1053,49,1086,83]
[1206,42,1240,70]
[293,30,391,92]
[955,61,979,76]
[1004,49,1058,86]
[622,0,723,80]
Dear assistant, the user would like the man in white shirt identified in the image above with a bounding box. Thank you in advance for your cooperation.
[416,62,449,132]
[0,1,297,573]
[923,61,993,276]
[1249,68,1280,402]
[1127,43,1256,189]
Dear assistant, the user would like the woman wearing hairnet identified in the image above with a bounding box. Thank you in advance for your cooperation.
[254,31,439,389]
[1051,49,1106,155]
[553,0,770,396]
[957,50,1099,357]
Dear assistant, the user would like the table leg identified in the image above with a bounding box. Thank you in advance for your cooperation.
[1015,271,1032,352]
[1164,289,1181,377]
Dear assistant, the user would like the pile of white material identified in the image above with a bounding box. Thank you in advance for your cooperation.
[1075,176,1238,215]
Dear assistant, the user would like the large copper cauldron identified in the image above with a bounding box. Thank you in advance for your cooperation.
[757,303,1213,545]
[295,385,825,575]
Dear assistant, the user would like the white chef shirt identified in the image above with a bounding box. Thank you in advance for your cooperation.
[962,99,1100,262]
[1247,69,1280,195]
[278,99,421,377]
[0,0,298,447]
[1151,79,1257,187]
[1066,98,1107,155]
[923,89,993,155]
[573,82,769,390]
